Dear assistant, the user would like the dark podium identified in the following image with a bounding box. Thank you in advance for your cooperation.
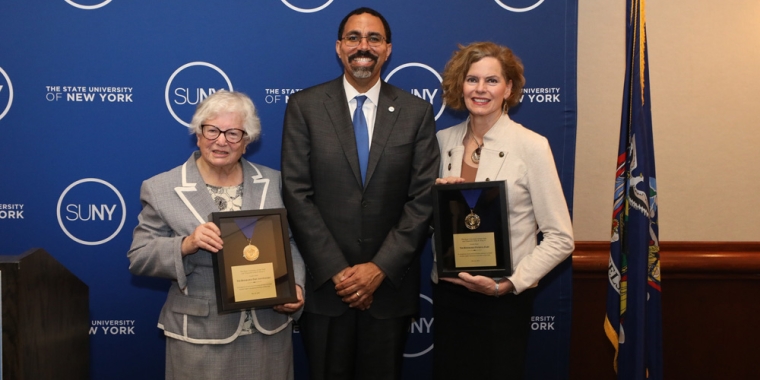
[1,248,89,379]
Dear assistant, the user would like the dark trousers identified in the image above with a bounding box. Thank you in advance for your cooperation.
[300,309,411,380]
[432,281,535,380]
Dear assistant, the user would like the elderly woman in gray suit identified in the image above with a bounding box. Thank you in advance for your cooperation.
[128,90,305,380]
[432,42,574,379]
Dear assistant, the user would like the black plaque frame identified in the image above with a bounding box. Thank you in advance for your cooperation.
[432,181,512,278]
[211,208,297,313]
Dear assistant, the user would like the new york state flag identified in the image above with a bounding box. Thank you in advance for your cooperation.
[605,0,663,379]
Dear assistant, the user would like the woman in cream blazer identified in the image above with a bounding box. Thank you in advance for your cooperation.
[432,42,574,379]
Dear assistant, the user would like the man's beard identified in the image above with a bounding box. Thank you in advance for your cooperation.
[348,51,378,79]
[351,66,374,79]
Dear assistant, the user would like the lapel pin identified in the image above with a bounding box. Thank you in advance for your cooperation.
[388,106,395,112]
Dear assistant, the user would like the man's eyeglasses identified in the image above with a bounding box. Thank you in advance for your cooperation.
[341,34,386,48]
[200,124,247,143]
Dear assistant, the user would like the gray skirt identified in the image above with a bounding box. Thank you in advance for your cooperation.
[165,325,294,380]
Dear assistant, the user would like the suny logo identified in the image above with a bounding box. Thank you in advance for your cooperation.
[65,0,112,10]
[404,293,434,358]
[385,63,445,121]
[165,62,233,127]
[495,0,544,12]
[57,178,126,246]
[281,0,333,13]
[0,67,13,121]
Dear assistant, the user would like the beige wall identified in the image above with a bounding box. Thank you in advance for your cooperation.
[574,0,760,242]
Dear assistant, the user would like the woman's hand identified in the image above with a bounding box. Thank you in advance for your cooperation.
[181,222,223,256]
[273,285,304,314]
[441,272,515,297]
[436,177,465,185]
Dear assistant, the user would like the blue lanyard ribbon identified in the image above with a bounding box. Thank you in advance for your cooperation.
[234,217,258,239]
[461,189,482,210]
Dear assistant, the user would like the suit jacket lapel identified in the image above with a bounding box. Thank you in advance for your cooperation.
[175,152,218,224]
[442,123,467,178]
[476,116,512,182]
[175,153,268,225]
[323,78,364,187]
[365,82,399,186]
[242,160,267,210]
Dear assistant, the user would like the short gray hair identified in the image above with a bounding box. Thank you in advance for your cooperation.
[189,90,261,145]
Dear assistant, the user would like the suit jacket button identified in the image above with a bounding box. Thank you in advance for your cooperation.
[357,239,363,244]
[448,150,452,157]
[362,201,368,208]
[448,163,452,170]
[499,152,505,157]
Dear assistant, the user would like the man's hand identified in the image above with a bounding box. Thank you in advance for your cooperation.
[335,262,385,309]
[332,267,349,285]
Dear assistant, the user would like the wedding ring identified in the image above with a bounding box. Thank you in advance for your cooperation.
[356,291,361,297]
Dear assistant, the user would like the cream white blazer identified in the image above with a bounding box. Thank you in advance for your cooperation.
[435,114,574,293]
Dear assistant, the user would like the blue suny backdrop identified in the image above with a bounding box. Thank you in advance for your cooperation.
[0,0,577,378]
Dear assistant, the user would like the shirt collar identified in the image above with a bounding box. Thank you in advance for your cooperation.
[343,76,381,106]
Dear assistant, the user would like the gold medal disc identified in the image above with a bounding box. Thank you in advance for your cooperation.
[243,244,260,261]
[464,210,481,230]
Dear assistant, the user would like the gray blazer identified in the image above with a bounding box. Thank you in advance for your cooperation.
[281,77,439,318]
[128,152,305,344]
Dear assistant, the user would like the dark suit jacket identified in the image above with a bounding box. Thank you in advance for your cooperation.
[281,76,439,318]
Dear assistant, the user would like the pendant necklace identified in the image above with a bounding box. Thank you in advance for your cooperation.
[469,124,484,164]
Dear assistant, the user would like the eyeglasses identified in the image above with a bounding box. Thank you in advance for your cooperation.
[200,124,247,143]
[341,34,386,48]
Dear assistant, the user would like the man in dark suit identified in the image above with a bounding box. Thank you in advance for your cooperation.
[281,7,439,380]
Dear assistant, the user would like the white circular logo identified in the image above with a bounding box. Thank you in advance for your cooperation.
[65,0,112,10]
[164,62,233,127]
[281,0,333,13]
[404,293,434,358]
[495,0,544,12]
[0,67,14,121]
[57,178,126,246]
[385,63,445,121]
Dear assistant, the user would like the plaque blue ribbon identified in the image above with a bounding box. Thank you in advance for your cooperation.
[461,189,482,210]
[234,217,258,240]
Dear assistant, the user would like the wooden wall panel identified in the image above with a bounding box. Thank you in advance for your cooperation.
[570,242,760,379]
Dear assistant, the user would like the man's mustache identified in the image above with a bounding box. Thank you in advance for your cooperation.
[349,51,378,61]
